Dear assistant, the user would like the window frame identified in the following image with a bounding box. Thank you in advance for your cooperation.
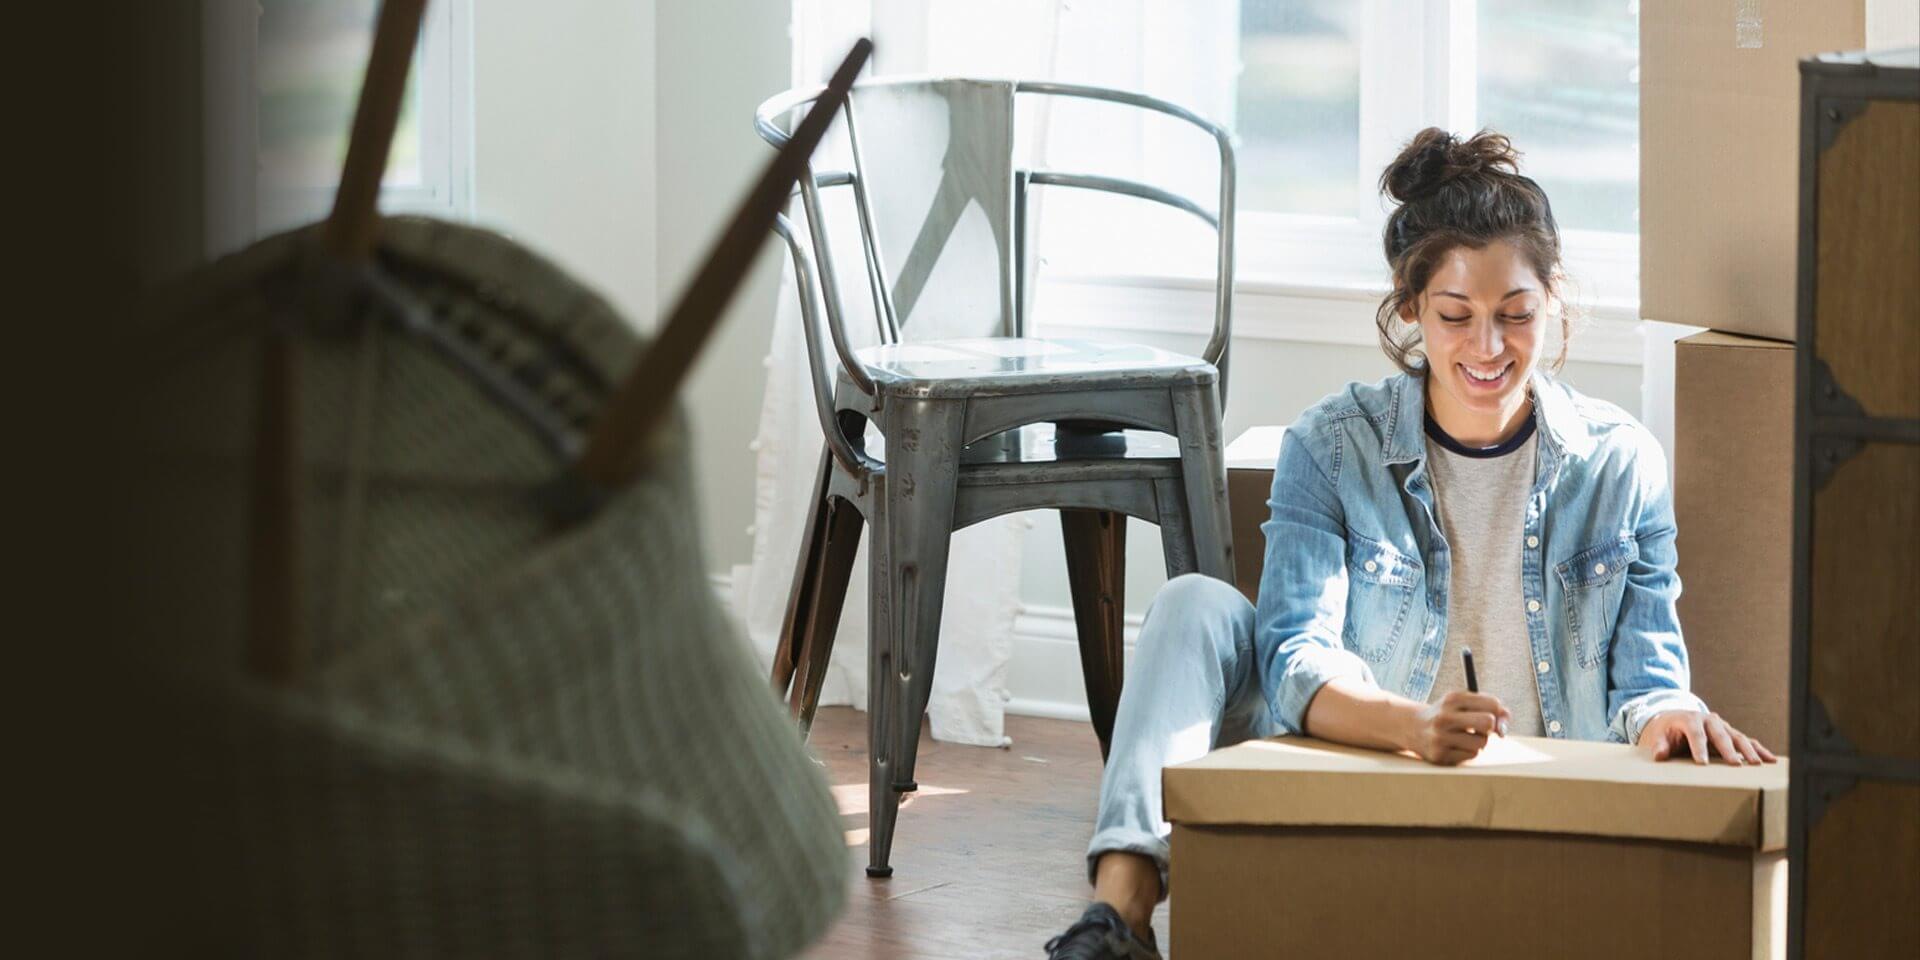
[202,0,475,254]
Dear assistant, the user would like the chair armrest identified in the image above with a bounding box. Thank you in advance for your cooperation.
[773,213,880,478]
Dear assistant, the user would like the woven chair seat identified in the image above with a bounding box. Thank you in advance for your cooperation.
[142,217,846,957]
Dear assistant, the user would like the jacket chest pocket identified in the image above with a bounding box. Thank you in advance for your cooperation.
[1555,536,1638,669]
[1343,533,1423,663]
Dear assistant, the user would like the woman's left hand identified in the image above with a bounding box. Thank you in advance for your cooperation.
[1637,710,1778,765]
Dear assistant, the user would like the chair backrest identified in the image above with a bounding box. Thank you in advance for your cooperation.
[843,79,1020,344]
[757,76,1236,442]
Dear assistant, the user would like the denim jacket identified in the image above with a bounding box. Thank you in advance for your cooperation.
[1255,371,1707,745]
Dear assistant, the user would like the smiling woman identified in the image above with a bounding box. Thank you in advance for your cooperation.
[1045,124,1775,960]
[1375,128,1564,448]
[1375,130,1565,372]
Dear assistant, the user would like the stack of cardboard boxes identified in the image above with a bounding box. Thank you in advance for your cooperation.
[1174,11,1892,954]
[1644,1,1864,751]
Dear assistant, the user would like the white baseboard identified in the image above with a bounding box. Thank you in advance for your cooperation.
[1004,603,1144,723]
[1002,697,1095,723]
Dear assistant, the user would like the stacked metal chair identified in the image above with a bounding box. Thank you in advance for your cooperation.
[757,77,1238,877]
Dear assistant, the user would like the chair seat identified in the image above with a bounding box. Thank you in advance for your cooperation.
[859,422,1185,484]
[854,337,1215,398]
[959,424,1186,489]
[959,422,1182,465]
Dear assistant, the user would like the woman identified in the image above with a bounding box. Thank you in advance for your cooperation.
[1043,128,1777,960]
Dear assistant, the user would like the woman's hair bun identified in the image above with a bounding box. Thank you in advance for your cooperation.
[1380,127,1522,204]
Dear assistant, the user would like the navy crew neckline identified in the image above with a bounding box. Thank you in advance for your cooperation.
[1424,407,1537,459]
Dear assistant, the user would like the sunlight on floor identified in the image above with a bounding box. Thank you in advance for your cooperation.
[832,781,970,817]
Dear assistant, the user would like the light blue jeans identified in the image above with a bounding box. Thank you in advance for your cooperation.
[1085,573,1278,896]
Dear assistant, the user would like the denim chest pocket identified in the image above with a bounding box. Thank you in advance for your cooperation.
[1555,536,1638,669]
[1343,533,1423,663]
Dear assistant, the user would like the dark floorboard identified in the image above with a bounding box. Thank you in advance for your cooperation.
[798,706,1172,959]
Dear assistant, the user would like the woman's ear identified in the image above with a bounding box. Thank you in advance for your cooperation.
[1398,297,1420,325]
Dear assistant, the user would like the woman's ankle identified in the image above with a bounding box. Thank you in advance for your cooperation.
[1090,851,1161,939]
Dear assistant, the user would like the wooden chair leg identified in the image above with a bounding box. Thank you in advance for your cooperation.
[1062,508,1127,761]
[772,452,834,696]
[790,496,865,736]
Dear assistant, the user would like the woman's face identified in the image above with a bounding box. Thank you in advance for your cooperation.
[1404,239,1551,433]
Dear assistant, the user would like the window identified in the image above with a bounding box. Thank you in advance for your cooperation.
[237,0,473,239]
[1474,0,1639,235]
[1228,0,1637,235]
[786,1,1643,316]
[1045,0,1642,313]
[1233,0,1361,218]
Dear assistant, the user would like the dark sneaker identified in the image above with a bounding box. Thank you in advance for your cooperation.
[1044,902,1162,960]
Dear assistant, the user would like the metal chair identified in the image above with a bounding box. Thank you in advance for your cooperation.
[755,78,1237,877]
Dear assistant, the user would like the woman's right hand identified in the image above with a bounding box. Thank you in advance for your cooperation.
[1406,692,1513,765]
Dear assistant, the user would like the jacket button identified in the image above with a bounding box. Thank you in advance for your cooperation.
[1364,560,1378,573]
[1537,660,1550,674]
[1593,562,1608,575]
[1527,599,1542,613]
[1548,720,1563,734]
[1526,535,1539,548]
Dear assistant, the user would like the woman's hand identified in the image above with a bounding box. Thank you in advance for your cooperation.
[1405,692,1513,766]
[1637,710,1778,765]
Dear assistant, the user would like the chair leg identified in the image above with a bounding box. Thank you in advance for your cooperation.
[864,517,900,879]
[1062,508,1127,762]
[790,496,865,737]
[863,399,963,878]
[1172,383,1234,580]
[772,451,834,697]
[1154,476,1199,578]
[863,479,902,877]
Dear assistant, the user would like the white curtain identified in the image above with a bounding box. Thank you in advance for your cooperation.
[733,1,1076,747]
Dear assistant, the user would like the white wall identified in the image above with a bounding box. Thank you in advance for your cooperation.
[472,0,790,574]
[655,0,793,571]
[1868,0,1920,49]
[471,0,658,332]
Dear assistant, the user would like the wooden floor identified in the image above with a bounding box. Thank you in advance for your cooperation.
[799,706,1171,960]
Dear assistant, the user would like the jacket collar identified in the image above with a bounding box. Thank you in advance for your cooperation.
[1385,369,1575,466]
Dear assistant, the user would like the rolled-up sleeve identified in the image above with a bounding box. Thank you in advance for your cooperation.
[1256,427,1374,733]
[1605,442,1707,745]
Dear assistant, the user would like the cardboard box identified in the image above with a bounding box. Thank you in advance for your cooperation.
[1674,332,1794,750]
[1225,426,1285,603]
[1640,0,1863,340]
[1167,736,1788,959]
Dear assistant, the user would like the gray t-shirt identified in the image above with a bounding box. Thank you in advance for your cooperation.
[1423,416,1546,737]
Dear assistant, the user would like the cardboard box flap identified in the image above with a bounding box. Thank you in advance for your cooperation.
[1678,330,1795,352]
[1225,426,1285,470]
[1165,736,1787,851]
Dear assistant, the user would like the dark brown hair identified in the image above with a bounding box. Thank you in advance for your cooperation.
[1375,127,1570,374]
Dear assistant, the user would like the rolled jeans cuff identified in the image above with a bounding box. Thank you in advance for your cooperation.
[1086,826,1171,902]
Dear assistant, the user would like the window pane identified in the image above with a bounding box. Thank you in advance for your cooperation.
[1477,0,1638,234]
[1234,0,1362,217]
[258,0,423,197]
